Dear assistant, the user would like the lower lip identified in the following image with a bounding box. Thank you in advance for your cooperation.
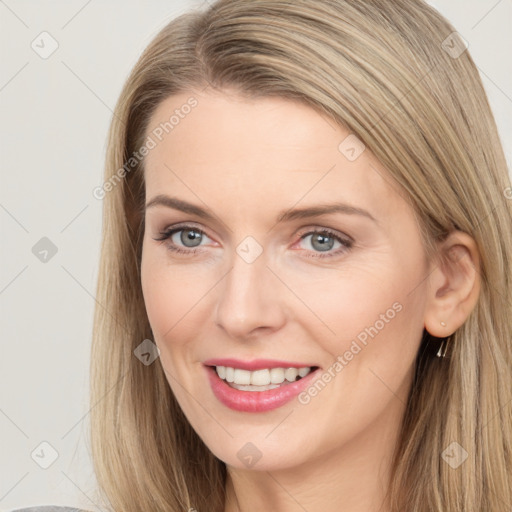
[205,365,321,412]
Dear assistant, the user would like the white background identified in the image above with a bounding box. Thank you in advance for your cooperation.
[1,0,511,510]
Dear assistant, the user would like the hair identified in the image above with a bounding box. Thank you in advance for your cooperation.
[89,0,512,510]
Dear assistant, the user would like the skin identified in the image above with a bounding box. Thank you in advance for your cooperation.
[140,88,480,512]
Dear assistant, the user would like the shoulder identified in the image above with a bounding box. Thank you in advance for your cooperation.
[10,507,91,512]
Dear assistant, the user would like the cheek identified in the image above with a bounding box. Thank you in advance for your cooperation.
[140,247,217,352]
[141,261,173,335]
[141,248,189,340]
[287,255,426,371]
[278,257,407,337]
[140,258,200,403]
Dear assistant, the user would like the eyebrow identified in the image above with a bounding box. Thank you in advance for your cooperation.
[145,194,378,225]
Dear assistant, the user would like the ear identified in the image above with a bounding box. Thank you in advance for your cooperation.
[423,231,481,338]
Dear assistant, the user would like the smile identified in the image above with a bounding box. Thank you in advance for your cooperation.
[204,363,321,412]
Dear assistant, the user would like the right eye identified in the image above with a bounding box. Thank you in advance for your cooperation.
[154,224,214,255]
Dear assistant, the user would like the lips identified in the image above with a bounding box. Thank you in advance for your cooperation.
[204,364,322,412]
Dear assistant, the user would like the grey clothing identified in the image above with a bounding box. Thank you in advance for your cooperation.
[11,507,90,512]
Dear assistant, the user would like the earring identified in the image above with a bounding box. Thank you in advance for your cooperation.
[436,338,448,358]
[437,321,448,358]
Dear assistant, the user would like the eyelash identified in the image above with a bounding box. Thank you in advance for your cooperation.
[153,223,353,259]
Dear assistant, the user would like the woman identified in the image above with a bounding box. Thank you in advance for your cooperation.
[87,0,512,511]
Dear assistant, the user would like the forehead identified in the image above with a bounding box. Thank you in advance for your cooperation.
[143,90,404,223]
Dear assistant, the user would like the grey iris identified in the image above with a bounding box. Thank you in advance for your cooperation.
[181,229,202,247]
[311,233,334,252]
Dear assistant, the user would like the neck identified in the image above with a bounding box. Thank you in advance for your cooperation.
[223,400,404,512]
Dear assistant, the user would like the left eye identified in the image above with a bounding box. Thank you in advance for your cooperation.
[296,229,353,258]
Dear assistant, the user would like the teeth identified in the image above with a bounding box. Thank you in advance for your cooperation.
[284,368,299,382]
[216,366,226,380]
[233,369,251,385]
[251,369,271,386]
[230,383,281,392]
[298,367,310,377]
[215,366,313,386]
[270,368,284,384]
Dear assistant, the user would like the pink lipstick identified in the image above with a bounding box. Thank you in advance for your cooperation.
[204,362,321,413]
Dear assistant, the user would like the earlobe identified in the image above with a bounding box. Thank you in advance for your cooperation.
[423,232,481,338]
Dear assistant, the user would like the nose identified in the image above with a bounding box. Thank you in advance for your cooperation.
[214,248,286,340]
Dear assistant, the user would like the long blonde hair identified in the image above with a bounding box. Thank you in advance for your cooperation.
[90,1,512,510]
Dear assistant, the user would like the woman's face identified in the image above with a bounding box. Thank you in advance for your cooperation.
[141,89,431,471]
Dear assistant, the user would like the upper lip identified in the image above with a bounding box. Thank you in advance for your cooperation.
[203,358,319,371]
